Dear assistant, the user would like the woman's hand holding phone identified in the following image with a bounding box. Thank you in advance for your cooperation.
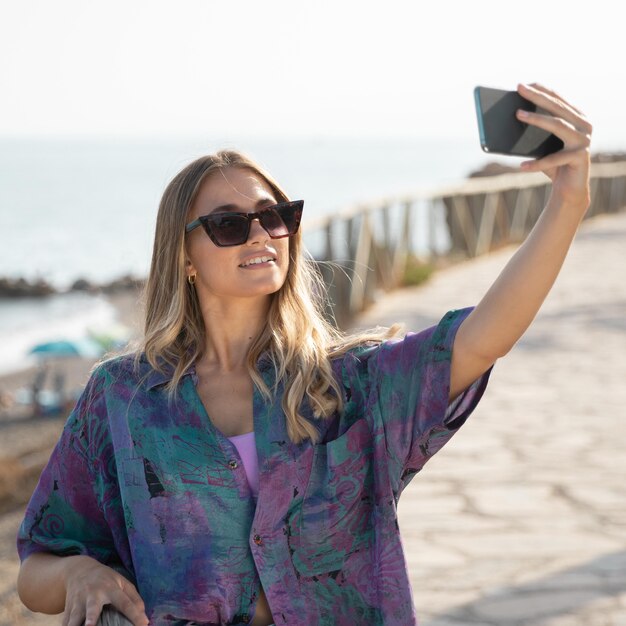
[515,83,592,210]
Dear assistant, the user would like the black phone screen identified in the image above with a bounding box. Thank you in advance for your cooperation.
[474,86,564,158]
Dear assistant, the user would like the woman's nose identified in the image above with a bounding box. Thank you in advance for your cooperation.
[247,217,270,244]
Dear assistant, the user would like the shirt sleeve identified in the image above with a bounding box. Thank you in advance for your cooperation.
[16,366,117,564]
[365,307,493,497]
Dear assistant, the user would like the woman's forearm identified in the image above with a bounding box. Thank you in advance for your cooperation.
[458,192,588,361]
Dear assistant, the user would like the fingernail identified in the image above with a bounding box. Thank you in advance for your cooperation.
[517,109,529,119]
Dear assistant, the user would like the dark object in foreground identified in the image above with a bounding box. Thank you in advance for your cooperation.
[90,605,134,626]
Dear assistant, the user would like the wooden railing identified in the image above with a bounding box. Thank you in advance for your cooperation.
[303,161,626,327]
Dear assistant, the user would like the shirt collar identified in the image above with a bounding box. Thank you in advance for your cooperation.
[139,354,187,390]
[141,351,275,390]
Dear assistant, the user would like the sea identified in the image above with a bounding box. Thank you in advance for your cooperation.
[0,134,493,375]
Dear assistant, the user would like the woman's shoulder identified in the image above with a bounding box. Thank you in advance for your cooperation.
[329,337,396,389]
[90,349,184,394]
[330,326,405,366]
[88,350,152,386]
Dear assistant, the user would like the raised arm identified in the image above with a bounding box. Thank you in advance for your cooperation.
[450,83,592,400]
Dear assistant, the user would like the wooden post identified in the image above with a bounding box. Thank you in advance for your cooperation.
[474,192,500,256]
[510,187,532,240]
[588,177,601,217]
[427,199,437,260]
[449,195,478,257]
[376,204,395,288]
[324,220,334,261]
[349,213,373,314]
[404,199,413,257]
[381,204,391,251]
[390,200,412,284]
[611,175,626,212]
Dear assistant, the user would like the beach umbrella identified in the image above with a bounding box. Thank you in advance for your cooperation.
[28,337,105,359]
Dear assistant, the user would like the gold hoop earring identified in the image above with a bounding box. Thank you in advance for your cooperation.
[188,274,197,285]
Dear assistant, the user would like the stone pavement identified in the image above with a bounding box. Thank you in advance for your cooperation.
[352,211,626,625]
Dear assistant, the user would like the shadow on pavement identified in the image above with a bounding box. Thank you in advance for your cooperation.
[422,549,626,625]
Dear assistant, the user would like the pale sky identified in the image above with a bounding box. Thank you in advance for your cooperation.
[1,0,625,150]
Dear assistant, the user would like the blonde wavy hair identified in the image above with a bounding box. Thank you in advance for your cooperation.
[134,149,399,445]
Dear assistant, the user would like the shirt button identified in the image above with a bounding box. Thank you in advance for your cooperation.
[253,534,263,546]
[228,460,238,469]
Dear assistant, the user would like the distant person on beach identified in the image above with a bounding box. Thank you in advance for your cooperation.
[16,84,592,626]
[0,388,15,413]
[52,369,67,413]
[30,362,48,417]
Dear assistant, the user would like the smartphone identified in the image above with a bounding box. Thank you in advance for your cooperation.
[474,86,564,158]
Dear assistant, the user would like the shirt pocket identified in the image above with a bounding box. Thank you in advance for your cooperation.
[293,418,376,577]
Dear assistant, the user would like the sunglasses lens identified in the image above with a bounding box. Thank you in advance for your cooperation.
[259,208,290,238]
[206,214,249,246]
[272,202,303,236]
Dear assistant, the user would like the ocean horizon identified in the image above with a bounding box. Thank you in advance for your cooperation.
[0,133,499,374]
[1,134,495,286]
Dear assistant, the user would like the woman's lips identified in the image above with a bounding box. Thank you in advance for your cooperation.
[239,260,276,269]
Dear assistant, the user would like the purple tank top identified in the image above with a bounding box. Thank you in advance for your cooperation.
[226,431,259,498]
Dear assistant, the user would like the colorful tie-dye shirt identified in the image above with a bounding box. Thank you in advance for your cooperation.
[17,307,492,625]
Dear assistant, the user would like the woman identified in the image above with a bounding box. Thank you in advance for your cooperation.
[16,83,592,626]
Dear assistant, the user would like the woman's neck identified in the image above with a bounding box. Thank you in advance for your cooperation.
[197,295,271,372]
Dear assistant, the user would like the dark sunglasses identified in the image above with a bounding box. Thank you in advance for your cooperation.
[185,200,304,247]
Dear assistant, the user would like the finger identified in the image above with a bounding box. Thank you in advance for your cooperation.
[527,82,587,116]
[109,588,149,625]
[119,579,145,611]
[84,600,105,626]
[99,603,149,626]
[523,82,584,118]
[64,606,87,626]
[115,581,148,624]
[522,82,592,136]
[516,109,583,147]
[520,146,589,172]
[518,83,592,135]
[62,604,83,626]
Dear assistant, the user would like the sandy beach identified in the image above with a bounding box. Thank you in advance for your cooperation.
[0,289,145,511]
[0,289,144,416]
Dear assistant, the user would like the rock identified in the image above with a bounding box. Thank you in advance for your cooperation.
[0,277,56,298]
[100,274,145,294]
[467,162,521,178]
[591,151,626,163]
[469,152,626,179]
[0,273,145,299]
[70,277,98,292]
